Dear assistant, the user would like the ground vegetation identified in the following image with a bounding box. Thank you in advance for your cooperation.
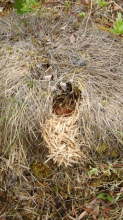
[0,1,123,219]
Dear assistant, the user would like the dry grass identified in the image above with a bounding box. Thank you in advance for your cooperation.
[0,8,123,220]
[42,105,82,166]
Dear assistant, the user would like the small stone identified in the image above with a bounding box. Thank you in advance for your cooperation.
[74,59,86,67]
[36,63,42,69]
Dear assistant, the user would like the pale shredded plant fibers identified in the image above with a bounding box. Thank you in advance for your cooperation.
[42,108,83,166]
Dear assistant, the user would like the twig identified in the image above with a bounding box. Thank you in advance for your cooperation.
[85,0,93,30]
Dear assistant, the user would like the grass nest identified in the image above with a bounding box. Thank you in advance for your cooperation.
[0,12,123,168]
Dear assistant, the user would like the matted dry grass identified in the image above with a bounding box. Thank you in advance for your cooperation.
[0,11,123,166]
[0,9,123,219]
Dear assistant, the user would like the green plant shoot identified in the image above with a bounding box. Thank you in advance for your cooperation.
[65,1,70,9]
[79,12,85,18]
[109,13,123,35]
[21,0,38,13]
[115,193,121,201]
[89,166,98,177]
[14,0,38,15]
[97,193,113,203]
[97,0,108,7]
[14,0,24,15]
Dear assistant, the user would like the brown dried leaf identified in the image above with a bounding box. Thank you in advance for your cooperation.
[118,200,123,207]
[84,203,94,209]
[114,3,121,11]
[84,201,100,217]
[70,34,75,44]
[56,43,64,49]
[77,210,87,220]
[81,0,91,6]
[82,207,94,214]
[72,204,76,216]
[102,207,110,213]
[82,207,98,220]
[55,107,72,115]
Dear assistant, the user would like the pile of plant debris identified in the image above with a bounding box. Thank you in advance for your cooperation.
[0,4,123,220]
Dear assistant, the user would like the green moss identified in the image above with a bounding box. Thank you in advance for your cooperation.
[31,161,52,180]
[107,148,119,158]
[94,142,109,154]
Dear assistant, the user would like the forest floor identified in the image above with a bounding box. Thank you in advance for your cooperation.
[0,1,123,220]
